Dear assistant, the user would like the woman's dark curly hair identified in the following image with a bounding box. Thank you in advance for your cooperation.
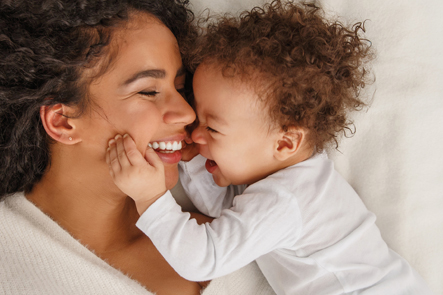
[0,0,196,198]
[188,0,374,153]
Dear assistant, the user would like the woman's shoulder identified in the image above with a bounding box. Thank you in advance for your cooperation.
[0,192,154,295]
[0,192,29,221]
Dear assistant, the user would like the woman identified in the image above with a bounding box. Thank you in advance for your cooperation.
[0,0,275,294]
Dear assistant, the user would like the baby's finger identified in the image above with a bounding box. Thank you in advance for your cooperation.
[144,147,164,170]
[181,142,200,162]
[115,134,131,168]
[106,147,111,165]
[122,134,146,166]
[108,139,121,173]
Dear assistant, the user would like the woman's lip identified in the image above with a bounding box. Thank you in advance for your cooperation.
[156,150,182,165]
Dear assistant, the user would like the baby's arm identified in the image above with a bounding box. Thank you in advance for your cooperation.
[136,189,300,281]
[179,156,246,217]
[106,134,166,214]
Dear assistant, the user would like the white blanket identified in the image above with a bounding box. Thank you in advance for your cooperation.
[186,0,443,294]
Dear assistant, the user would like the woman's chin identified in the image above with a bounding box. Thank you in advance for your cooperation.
[164,164,180,190]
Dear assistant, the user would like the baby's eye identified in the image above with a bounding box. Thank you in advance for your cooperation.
[206,126,218,133]
[139,91,159,97]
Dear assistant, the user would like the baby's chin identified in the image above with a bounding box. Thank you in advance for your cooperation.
[212,174,232,188]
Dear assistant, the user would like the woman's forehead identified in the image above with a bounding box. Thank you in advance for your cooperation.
[84,12,179,85]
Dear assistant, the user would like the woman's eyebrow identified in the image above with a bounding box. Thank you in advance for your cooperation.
[122,66,185,86]
[123,69,166,85]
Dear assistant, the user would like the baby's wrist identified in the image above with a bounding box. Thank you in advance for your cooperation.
[134,190,167,215]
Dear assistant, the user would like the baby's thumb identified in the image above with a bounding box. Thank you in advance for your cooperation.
[144,147,164,169]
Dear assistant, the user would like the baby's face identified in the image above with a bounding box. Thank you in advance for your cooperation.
[191,63,282,187]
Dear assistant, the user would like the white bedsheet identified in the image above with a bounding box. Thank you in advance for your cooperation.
[185,1,443,293]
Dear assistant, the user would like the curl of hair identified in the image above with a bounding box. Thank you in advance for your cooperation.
[0,0,195,198]
[188,0,374,152]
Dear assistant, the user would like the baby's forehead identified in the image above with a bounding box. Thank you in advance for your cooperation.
[195,61,272,97]
[194,65,265,103]
[193,65,274,126]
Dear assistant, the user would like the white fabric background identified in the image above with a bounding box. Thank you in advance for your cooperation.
[186,1,443,294]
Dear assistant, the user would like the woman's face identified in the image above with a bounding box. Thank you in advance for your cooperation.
[75,14,195,190]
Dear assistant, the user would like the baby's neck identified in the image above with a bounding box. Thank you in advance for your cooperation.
[246,146,315,187]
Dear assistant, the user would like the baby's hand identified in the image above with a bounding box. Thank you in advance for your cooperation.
[181,135,200,162]
[106,134,166,215]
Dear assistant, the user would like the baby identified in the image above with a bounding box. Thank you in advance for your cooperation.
[106,1,432,294]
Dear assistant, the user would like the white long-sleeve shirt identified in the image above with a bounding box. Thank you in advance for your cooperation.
[136,154,433,295]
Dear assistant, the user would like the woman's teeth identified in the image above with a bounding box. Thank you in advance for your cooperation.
[148,141,183,153]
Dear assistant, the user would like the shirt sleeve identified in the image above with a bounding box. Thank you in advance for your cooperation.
[178,155,246,218]
[136,188,301,282]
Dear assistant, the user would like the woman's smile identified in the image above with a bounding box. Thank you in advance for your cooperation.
[148,136,187,164]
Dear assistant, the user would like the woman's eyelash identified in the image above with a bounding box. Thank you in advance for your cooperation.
[139,91,159,97]
[206,126,218,133]
[139,88,185,97]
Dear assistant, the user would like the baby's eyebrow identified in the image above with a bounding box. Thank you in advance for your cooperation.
[208,113,228,126]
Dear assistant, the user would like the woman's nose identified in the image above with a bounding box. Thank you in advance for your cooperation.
[163,91,196,125]
[191,125,207,145]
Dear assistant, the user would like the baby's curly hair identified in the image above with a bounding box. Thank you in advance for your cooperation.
[188,0,374,152]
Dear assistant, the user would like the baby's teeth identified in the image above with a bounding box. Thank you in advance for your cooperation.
[166,142,172,150]
[178,141,182,149]
[152,142,159,149]
[159,142,166,150]
[148,143,152,148]
[172,141,178,150]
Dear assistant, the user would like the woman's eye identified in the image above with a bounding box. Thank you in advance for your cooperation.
[139,91,159,97]
[206,126,218,133]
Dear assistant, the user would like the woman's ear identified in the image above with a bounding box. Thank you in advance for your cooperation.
[40,103,81,144]
[273,127,306,161]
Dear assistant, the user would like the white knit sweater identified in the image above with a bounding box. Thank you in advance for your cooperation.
[0,193,275,295]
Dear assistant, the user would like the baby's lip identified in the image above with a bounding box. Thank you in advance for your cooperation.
[205,159,218,173]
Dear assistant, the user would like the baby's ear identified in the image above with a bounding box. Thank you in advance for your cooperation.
[40,103,81,144]
[273,126,306,161]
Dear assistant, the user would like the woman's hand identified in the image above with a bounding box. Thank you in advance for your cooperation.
[106,134,166,215]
